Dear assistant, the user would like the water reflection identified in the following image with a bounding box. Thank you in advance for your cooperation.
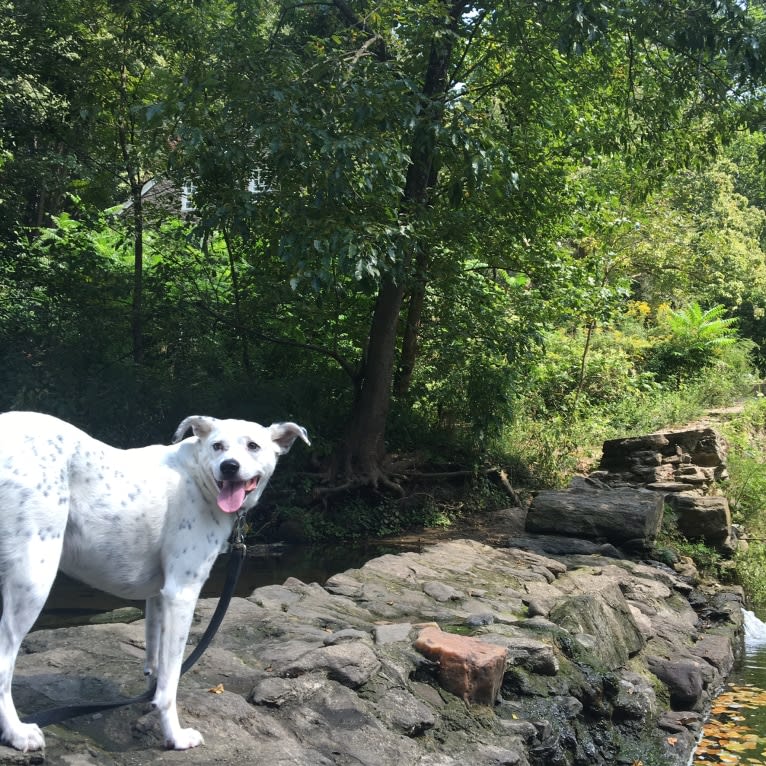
[692,611,766,765]
[37,541,417,630]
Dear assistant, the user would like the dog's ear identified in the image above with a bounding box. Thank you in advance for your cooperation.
[269,422,310,455]
[173,416,217,443]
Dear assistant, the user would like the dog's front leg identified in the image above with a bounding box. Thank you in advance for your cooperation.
[143,595,161,682]
[152,584,204,750]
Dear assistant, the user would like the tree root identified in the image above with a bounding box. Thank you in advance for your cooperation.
[313,468,405,499]
[311,465,521,504]
[402,467,523,505]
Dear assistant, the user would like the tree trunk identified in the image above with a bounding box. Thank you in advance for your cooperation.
[334,3,465,486]
[341,275,406,484]
[395,251,428,397]
[221,228,252,374]
[130,185,144,365]
[115,50,145,365]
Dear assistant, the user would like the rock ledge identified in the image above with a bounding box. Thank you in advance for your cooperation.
[3,538,742,766]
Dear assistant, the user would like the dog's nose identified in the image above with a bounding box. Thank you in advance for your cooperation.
[219,459,240,477]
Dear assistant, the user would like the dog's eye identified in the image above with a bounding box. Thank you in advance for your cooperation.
[212,442,225,452]
[247,441,260,451]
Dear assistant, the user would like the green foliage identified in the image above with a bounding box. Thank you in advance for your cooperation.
[2,0,766,514]
[624,159,766,307]
[736,543,766,608]
[504,332,756,489]
[273,495,447,542]
[264,471,510,542]
[712,400,766,606]
[727,451,766,530]
[655,507,724,579]
[525,324,656,418]
[646,303,740,384]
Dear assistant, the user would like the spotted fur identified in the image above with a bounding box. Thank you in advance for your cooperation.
[0,411,308,752]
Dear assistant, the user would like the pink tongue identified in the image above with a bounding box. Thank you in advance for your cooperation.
[217,481,246,513]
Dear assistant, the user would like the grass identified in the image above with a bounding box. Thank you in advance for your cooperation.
[503,375,752,489]
[499,362,764,597]
[718,398,766,607]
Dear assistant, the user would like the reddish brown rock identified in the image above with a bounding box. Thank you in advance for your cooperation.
[414,626,507,706]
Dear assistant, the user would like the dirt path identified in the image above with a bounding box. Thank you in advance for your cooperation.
[675,401,747,431]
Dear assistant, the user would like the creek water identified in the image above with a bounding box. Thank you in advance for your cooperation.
[36,541,416,630]
[691,610,766,765]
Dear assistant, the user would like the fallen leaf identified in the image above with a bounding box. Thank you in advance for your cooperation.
[208,683,225,694]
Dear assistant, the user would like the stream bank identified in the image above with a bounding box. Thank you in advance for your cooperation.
[2,421,750,765]
[2,537,743,766]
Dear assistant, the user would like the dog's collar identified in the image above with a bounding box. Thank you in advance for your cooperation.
[229,511,247,554]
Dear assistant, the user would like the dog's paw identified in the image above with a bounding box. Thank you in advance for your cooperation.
[4,722,45,752]
[166,727,204,750]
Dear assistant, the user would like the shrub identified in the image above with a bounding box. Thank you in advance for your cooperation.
[646,303,739,385]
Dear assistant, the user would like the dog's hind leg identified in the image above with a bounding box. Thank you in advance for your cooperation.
[0,529,65,751]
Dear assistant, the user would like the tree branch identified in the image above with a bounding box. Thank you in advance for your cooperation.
[192,298,359,381]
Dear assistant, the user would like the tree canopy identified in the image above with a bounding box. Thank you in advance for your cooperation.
[2,0,766,502]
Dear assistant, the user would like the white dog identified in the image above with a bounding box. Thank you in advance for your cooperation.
[0,411,309,752]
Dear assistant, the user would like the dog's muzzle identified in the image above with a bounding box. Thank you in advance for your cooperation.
[216,460,259,513]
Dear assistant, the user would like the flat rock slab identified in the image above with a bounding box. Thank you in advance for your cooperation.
[2,539,743,766]
[525,487,664,549]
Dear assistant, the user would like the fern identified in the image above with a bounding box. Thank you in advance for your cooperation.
[665,303,737,348]
[649,303,742,384]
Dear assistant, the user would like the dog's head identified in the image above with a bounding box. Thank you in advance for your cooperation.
[173,416,310,513]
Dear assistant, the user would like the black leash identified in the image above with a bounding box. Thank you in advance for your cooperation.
[22,518,248,727]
